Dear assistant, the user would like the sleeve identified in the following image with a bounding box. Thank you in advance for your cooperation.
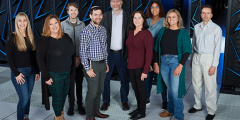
[179,53,190,65]
[212,27,222,67]
[6,33,20,77]
[143,31,153,74]
[154,50,159,63]
[190,30,197,61]
[36,37,51,81]
[104,29,108,63]
[79,30,90,70]
[181,29,192,56]
[33,50,40,74]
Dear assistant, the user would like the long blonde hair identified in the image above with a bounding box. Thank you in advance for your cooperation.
[164,9,184,29]
[14,12,36,51]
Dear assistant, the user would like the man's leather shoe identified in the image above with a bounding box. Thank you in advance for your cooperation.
[188,107,202,113]
[94,112,109,118]
[86,117,95,120]
[78,106,86,115]
[67,106,74,116]
[160,111,173,117]
[122,103,130,111]
[128,109,138,116]
[206,114,215,120]
[129,113,146,119]
[100,103,110,111]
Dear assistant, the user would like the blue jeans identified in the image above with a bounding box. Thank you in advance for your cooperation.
[102,51,129,103]
[146,60,167,101]
[11,67,35,120]
[160,55,184,120]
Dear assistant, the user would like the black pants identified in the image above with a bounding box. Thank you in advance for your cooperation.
[129,68,147,115]
[68,64,84,110]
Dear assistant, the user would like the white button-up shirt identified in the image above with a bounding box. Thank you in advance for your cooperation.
[110,10,123,50]
[192,20,222,67]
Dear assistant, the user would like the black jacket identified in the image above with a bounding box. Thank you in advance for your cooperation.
[36,34,76,110]
[100,10,131,58]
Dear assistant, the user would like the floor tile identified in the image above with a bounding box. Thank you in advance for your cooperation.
[0,101,17,119]
[4,106,54,120]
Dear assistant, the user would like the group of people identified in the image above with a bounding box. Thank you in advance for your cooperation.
[6,0,222,120]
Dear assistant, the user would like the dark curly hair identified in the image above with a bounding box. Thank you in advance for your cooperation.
[145,1,165,18]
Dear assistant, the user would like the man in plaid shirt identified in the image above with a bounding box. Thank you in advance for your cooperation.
[79,6,109,120]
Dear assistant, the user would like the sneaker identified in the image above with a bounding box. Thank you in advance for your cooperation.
[146,100,150,105]
[206,114,215,120]
[188,107,202,113]
[162,101,167,110]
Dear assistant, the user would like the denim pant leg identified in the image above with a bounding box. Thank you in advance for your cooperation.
[160,56,172,113]
[146,71,153,100]
[102,51,115,103]
[24,68,36,116]
[11,67,35,120]
[115,52,129,103]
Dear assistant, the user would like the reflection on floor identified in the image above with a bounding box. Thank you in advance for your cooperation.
[0,60,234,120]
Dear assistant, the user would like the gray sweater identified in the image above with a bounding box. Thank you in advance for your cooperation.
[61,17,85,57]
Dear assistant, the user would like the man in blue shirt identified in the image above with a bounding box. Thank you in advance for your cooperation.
[79,6,109,120]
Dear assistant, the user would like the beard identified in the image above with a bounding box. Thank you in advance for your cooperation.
[92,20,100,25]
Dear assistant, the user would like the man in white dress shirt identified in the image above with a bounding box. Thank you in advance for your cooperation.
[188,5,222,120]
[100,0,131,111]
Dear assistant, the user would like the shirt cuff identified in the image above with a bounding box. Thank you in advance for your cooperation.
[212,62,219,67]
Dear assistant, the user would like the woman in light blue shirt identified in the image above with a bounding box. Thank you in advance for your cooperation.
[145,1,168,109]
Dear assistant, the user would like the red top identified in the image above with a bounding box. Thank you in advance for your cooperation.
[126,29,153,74]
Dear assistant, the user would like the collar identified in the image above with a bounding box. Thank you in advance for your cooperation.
[200,19,212,28]
[89,22,102,30]
[66,17,82,25]
[112,9,123,16]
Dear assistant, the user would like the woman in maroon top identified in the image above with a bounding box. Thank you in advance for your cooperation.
[126,11,153,119]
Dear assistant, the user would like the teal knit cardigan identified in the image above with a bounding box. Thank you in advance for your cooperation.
[153,27,192,98]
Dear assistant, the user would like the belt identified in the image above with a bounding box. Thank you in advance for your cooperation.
[90,60,105,63]
[110,49,122,53]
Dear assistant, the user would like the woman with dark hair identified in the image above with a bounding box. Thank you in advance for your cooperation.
[37,14,75,120]
[6,12,39,120]
[153,9,192,120]
[126,11,153,120]
[145,0,168,108]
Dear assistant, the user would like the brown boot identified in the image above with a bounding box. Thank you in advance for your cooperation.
[54,116,62,120]
[160,111,173,117]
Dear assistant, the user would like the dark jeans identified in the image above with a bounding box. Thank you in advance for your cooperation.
[68,64,84,110]
[11,67,35,120]
[102,51,129,103]
[48,71,70,117]
[146,60,167,101]
[129,68,147,115]
[84,61,106,118]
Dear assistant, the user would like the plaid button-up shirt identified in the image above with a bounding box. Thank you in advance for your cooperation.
[79,22,108,70]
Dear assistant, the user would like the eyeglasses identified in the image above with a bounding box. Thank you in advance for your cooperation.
[150,6,159,9]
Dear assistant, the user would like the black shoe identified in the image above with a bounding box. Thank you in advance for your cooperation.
[162,101,167,110]
[129,109,138,116]
[129,113,146,120]
[78,106,86,115]
[206,114,215,120]
[67,106,74,116]
[188,107,202,113]
[146,100,150,105]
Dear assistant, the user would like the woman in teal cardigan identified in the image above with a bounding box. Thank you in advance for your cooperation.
[153,9,192,120]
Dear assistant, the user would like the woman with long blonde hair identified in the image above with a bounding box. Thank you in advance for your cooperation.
[6,12,40,120]
[153,9,192,120]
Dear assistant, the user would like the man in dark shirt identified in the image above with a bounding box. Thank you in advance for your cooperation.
[79,6,109,120]
[100,0,131,111]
